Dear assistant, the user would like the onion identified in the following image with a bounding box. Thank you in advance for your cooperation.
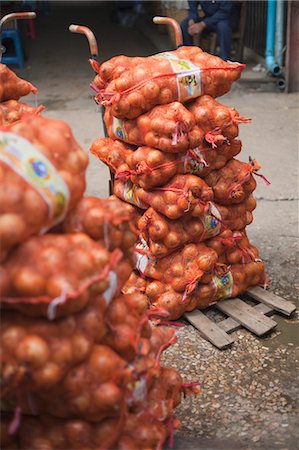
[17,335,49,368]
[13,268,46,296]
[0,214,26,246]
[34,362,62,387]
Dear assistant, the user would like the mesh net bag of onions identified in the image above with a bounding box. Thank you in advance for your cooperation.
[104,95,250,153]
[0,100,45,126]
[0,115,88,262]
[94,46,245,119]
[63,195,140,257]
[0,64,37,102]
[92,136,242,190]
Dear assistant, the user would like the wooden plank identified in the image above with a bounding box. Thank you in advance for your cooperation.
[247,286,296,316]
[254,303,273,315]
[184,310,234,349]
[218,303,274,333]
[216,298,277,336]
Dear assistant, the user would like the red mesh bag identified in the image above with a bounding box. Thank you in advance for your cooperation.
[204,158,267,205]
[136,203,223,259]
[145,260,266,320]
[187,94,251,147]
[122,270,148,295]
[16,414,125,450]
[1,295,107,397]
[206,229,261,266]
[136,174,213,219]
[98,46,245,119]
[137,243,218,296]
[10,344,130,422]
[216,194,257,230]
[0,115,88,261]
[91,136,242,190]
[63,195,139,255]
[0,233,131,318]
[104,101,200,152]
[90,137,135,173]
[116,139,242,189]
[0,101,45,126]
[0,64,37,102]
[90,56,144,91]
[117,146,180,189]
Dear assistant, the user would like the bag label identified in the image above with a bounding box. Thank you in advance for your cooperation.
[157,52,201,101]
[184,148,207,175]
[201,202,222,237]
[111,116,127,141]
[122,180,146,208]
[0,131,70,226]
[213,271,233,300]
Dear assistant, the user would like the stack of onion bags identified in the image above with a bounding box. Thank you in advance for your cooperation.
[0,67,198,450]
[91,45,268,320]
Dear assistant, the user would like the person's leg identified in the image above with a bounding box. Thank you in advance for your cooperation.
[216,20,232,61]
[181,17,194,46]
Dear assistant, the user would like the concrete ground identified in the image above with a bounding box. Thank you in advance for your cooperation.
[12,2,299,449]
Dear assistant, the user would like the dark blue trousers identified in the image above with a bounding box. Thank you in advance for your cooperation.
[181,17,235,61]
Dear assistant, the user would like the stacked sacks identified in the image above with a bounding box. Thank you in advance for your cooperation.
[0,100,197,449]
[91,46,268,320]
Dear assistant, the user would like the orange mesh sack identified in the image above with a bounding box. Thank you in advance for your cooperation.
[136,243,218,295]
[145,260,266,320]
[0,100,45,126]
[206,229,261,265]
[6,344,129,422]
[183,139,242,177]
[204,158,268,205]
[90,137,135,173]
[90,55,144,91]
[187,95,251,147]
[63,195,139,255]
[116,139,242,189]
[104,101,201,152]
[137,204,223,259]
[15,414,125,450]
[98,46,245,119]
[136,174,213,219]
[0,64,37,102]
[0,115,88,261]
[0,233,131,319]
[117,145,180,189]
[216,194,257,230]
[1,296,107,397]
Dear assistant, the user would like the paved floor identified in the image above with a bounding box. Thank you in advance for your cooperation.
[13,2,299,449]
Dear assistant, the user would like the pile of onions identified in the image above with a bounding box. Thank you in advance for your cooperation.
[0,100,45,126]
[104,101,199,152]
[137,203,225,259]
[90,137,135,174]
[63,195,139,256]
[187,95,251,146]
[137,174,213,220]
[0,233,131,318]
[204,158,258,205]
[0,115,88,262]
[92,137,242,190]
[130,258,266,320]
[97,46,244,119]
[0,64,37,102]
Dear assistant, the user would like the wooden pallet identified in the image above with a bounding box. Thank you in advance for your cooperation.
[184,287,296,350]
